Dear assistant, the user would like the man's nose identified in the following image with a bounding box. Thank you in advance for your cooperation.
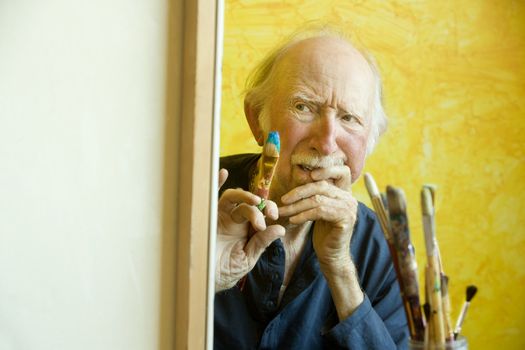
[310,113,338,155]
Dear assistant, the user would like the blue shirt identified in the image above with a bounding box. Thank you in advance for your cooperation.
[215,154,408,349]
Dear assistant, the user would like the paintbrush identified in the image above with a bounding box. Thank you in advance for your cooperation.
[380,192,388,211]
[423,185,454,341]
[423,303,432,350]
[453,285,478,340]
[387,186,426,341]
[364,174,409,324]
[364,174,392,243]
[239,131,280,291]
[422,187,446,345]
[440,275,454,341]
[250,131,280,200]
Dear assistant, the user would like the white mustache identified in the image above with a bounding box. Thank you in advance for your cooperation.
[291,153,345,168]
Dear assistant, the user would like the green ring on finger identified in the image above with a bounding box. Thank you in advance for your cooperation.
[256,198,266,211]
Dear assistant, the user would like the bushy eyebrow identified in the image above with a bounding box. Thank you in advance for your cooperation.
[290,91,358,116]
[289,91,319,103]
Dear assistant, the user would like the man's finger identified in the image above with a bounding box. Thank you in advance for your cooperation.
[262,199,279,220]
[310,165,352,190]
[281,181,351,204]
[218,168,229,190]
[287,206,341,225]
[230,203,267,231]
[219,188,261,210]
[244,225,285,266]
[280,195,348,217]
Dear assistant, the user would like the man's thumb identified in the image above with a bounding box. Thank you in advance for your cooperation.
[244,225,285,265]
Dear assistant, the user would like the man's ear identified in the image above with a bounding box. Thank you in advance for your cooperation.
[244,99,265,146]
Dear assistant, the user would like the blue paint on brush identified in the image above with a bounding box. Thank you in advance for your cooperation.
[267,131,280,152]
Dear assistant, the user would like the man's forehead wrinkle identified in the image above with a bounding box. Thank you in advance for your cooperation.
[290,88,319,102]
[285,75,366,116]
[270,37,375,118]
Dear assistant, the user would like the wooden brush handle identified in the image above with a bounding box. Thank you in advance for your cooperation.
[426,260,445,344]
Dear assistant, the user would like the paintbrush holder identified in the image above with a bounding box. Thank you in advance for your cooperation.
[409,336,467,350]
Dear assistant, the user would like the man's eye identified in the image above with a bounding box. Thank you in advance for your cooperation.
[342,114,361,124]
[295,103,311,112]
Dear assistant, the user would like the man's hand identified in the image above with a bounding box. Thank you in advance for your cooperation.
[279,165,363,320]
[215,169,285,292]
[279,165,357,269]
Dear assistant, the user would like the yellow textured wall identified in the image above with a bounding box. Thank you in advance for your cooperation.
[220,1,525,349]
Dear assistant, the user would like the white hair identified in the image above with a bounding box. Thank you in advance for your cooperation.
[244,25,388,155]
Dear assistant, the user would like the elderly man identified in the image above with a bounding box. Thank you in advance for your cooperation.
[214,32,408,349]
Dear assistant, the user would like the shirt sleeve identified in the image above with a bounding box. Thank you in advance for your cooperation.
[322,204,409,349]
[323,288,408,349]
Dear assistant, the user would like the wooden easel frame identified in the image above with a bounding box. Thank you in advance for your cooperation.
[160,0,222,349]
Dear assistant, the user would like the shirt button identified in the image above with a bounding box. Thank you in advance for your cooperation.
[273,272,280,281]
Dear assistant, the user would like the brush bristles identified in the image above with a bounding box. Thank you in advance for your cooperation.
[263,141,279,157]
[364,173,380,198]
[386,186,407,214]
[264,131,280,156]
[466,285,478,302]
[421,187,434,216]
[423,184,437,204]
[363,174,391,240]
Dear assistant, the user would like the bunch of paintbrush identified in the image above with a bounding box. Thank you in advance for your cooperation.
[365,174,425,341]
[238,131,280,291]
[365,174,478,346]
[421,186,452,345]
